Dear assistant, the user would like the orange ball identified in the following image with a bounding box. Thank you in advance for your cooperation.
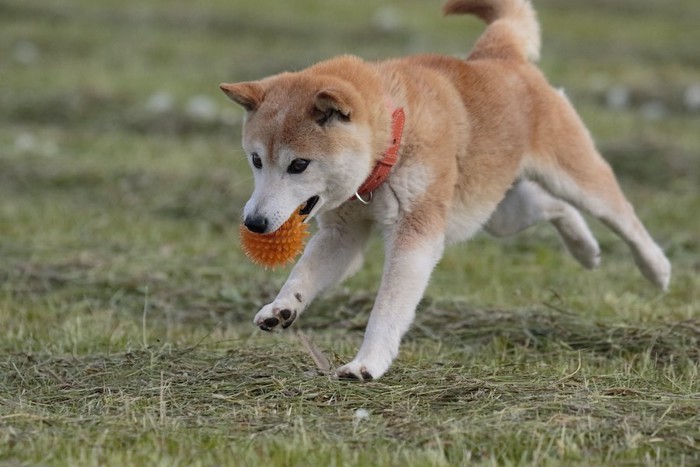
[239,208,310,268]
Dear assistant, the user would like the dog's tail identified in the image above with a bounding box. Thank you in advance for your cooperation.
[443,0,540,62]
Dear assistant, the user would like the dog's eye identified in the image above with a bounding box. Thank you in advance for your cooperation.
[287,158,310,174]
[251,152,262,169]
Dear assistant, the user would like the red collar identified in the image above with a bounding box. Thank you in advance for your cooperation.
[354,107,405,201]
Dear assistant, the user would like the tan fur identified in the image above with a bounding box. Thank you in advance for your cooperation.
[220,0,671,380]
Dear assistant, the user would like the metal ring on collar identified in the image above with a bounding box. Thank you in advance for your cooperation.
[354,191,373,204]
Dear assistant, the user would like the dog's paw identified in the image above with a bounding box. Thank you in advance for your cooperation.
[633,243,671,291]
[253,302,298,332]
[561,231,601,270]
[552,207,601,270]
[336,357,392,382]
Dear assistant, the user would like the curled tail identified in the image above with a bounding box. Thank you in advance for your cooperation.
[443,0,541,62]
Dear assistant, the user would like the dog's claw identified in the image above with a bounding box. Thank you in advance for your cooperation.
[337,371,361,381]
[336,365,374,382]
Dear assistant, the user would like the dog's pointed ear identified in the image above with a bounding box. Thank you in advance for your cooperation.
[313,89,352,125]
[220,82,265,111]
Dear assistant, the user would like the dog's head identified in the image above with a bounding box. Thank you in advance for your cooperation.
[221,68,380,234]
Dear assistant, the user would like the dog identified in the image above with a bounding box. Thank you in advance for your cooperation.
[219,0,671,380]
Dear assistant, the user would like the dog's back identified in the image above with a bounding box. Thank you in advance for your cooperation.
[364,0,549,240]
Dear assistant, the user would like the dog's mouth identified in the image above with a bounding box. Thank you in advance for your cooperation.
[299,195,320,221]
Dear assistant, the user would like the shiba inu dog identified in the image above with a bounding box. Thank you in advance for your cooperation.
[220,0,671,380]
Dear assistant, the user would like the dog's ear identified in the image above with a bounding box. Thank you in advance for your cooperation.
[219,82,265,112]
[313,89,352,125]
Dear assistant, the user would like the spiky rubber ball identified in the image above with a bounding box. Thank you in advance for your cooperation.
[239,209,309,268]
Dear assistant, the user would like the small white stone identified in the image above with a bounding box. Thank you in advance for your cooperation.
[15,132,38,153]
[371,6,402,33]
[186,95,218,122]
[683,83,700,111]
[605,85,630,110]
[14,40,39,65]
[354,408,370,420]
[145,91,175,114]
[14,133,58,157]
[640,100,666,120]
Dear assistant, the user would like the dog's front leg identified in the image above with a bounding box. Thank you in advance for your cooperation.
[253,213,372,331]
[336,231,445,380]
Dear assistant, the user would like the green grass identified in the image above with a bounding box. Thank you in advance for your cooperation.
[1,0,699,464]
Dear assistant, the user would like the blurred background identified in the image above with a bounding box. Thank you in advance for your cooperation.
[1,0,698,340]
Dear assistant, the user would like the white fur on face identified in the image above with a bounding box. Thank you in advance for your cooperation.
[243,144,325,232]
[242,131,373,232]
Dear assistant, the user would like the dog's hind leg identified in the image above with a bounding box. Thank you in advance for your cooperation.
[485,179,600,269]
[524,93,671,290]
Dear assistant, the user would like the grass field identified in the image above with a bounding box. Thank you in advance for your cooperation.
[1,0,699,464]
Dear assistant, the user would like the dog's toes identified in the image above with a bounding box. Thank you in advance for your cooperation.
[280,309,297,328]
[263,317,279,328]
[254,305,298,331]
[337,369,372,382]
[336,363,373,382]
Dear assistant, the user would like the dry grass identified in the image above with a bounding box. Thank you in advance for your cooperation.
[2,297,699,464]
[1,0,699,464]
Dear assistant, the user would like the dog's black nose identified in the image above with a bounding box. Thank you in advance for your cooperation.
[244,215,268,234]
